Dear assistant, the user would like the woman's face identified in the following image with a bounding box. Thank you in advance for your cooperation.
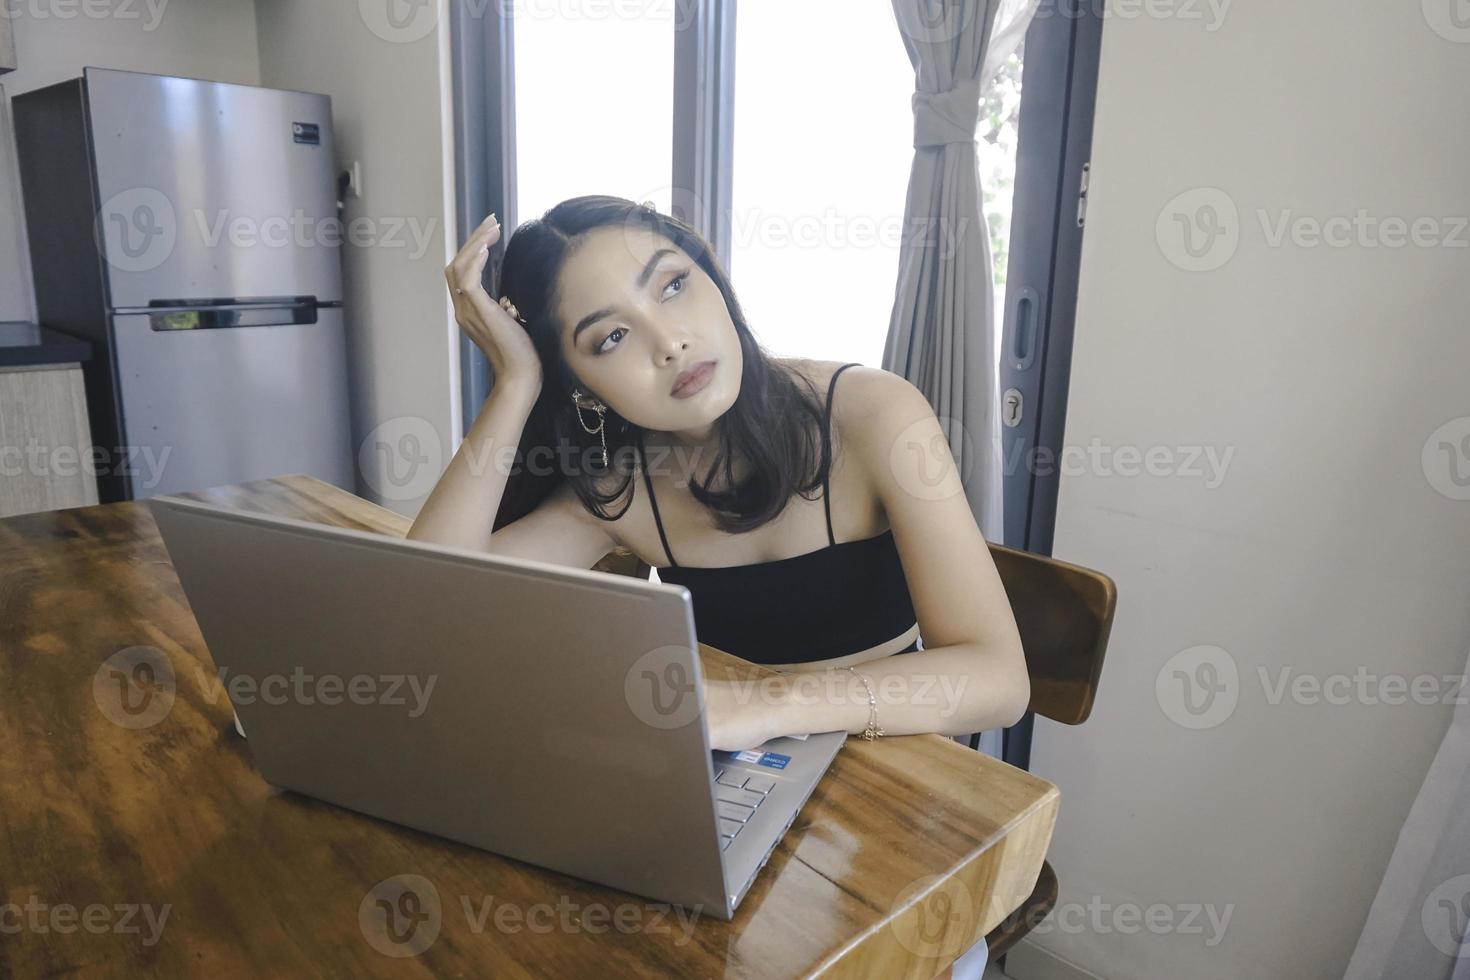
[553,224,743,437]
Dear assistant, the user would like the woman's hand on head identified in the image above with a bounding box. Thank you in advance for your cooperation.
[445,213,544,392]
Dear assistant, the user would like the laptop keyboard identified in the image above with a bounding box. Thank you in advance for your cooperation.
[712,767,777,850]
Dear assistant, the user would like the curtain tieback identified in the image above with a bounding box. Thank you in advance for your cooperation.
[912,77,982,148]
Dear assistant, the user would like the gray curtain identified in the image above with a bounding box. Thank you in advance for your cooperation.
[884,0,1034,548]
[888,0,1036,770]
[1344,645,1470,980]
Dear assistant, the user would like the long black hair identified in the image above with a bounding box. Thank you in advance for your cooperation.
[491,194,834,538]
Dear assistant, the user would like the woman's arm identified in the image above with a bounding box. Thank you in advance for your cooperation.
[704,637,1027,749]
[405,379,620,570]
[406,377,541,550]
[702,368,1028,749]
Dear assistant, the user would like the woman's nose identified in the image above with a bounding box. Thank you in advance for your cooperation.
[645,321,691,360]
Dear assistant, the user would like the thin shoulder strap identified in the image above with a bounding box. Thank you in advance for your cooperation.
[635,429,677,567]
[822,362,862,546]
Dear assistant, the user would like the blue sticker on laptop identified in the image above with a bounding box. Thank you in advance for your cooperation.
[734,750,790,770]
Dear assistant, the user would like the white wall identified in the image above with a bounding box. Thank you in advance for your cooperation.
[253,0,462,516]
[0,0,261,321]
[1015,3,1470,979]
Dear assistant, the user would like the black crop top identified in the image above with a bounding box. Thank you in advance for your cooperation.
[636,362,922,666]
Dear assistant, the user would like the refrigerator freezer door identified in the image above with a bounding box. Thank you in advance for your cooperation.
[84,68,344,309]
[109,307,354,498]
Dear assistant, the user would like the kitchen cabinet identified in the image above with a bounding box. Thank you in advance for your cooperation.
[0,323,98,517]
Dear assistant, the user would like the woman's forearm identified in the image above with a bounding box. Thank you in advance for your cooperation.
[405,379,541,550]
[749,642,1031,739]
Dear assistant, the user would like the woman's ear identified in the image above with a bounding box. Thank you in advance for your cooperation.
[570,388,607,412]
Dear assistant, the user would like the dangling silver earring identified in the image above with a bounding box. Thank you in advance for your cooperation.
[571,388,609,468]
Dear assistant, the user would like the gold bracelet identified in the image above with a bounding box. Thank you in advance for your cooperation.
[845,666,884,740]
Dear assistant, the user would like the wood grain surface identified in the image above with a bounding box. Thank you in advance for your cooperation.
[0,474,1057,978]
[0,364,99,518]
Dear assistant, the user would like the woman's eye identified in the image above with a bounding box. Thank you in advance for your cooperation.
[595,327,627,355]
[593,271,688,354]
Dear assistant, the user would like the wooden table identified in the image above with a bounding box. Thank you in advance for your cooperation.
[0,474,1058,978]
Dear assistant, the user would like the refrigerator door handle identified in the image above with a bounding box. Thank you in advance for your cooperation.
[113,296,341,331]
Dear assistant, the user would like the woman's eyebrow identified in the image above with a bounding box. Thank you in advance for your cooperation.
[571,248,677,343]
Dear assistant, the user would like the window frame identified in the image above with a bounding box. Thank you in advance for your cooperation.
[449,1,517,434]
[996,2,1107,772]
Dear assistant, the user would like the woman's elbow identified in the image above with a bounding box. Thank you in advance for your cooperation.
[990,642,1031,730]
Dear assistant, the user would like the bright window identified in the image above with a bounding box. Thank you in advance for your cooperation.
[513,3,676,224]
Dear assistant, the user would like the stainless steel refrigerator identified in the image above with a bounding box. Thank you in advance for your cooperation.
[13,67,353,503]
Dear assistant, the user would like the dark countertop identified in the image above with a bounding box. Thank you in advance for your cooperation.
[0,321,94,368]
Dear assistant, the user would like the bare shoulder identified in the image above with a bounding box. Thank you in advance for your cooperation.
[784,358,929,442]
[780,359,935,507]
[782,357,911,409]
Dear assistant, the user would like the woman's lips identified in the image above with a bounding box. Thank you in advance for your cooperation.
[671,360,716,398]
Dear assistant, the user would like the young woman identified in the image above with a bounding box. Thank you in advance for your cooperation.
[408,195,1029,752]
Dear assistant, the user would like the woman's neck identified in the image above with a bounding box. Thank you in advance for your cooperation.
[644,426,747,492]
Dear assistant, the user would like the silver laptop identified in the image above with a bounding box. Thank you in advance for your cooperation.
[149,496,844,920]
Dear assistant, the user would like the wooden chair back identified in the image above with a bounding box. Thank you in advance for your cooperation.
[986,541,1116,725]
